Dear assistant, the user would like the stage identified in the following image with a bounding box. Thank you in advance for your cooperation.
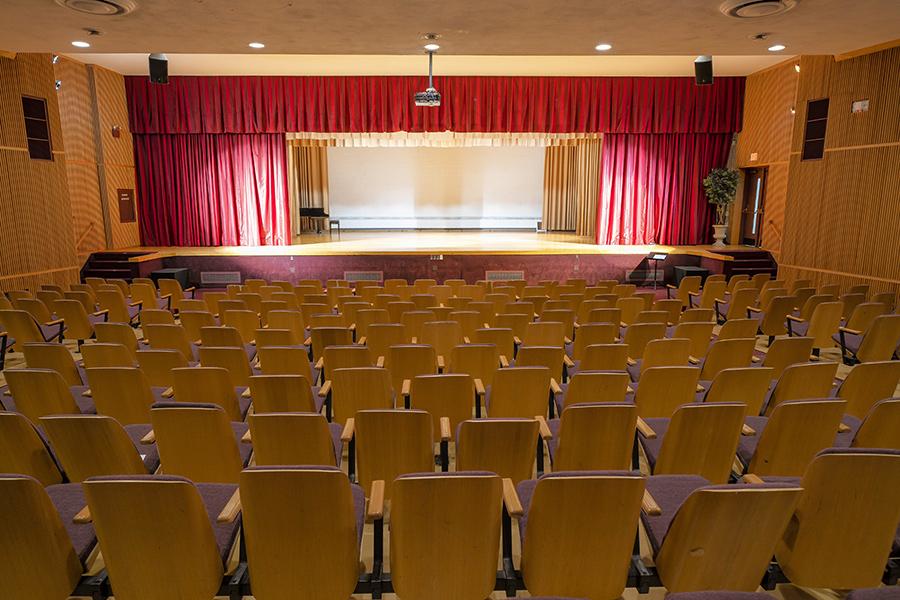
[114,232,772,285]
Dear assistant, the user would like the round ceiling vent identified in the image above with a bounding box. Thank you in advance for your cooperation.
[54,0,137,16]
[720,0,797,18]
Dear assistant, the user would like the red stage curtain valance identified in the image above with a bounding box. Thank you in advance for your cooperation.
[125,76,744,135]
[596,132,733,245]
[134,133,291,246]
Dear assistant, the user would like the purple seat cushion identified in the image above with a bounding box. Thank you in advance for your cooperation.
[127,305,141,321]
[640,474,710,553]
[243,344,257,362]
[123,424,161,472]
[638,417,671,470]
[39,322,66,342]
[833,331,863,354]
[45,483,97,565]
[737,416,768,465]
[667,593,773,600]
[566,359,581,379]
[789,320,810,336]
[847,588,900,600]
[68,386,97,414]
[87,313,107,326]
[546,418,561,461]
[195,482,242,565]
[329,422,344,466]
[626,360,642,382]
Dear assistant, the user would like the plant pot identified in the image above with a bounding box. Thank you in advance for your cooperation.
[712,224,728,248]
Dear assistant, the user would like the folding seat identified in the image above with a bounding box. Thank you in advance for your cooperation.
[419,320,464,365]
[216,298,248,315]
[683,308,719,323]
[762,361,839,416]
[724,273,750,293]
[83,474,241,600]
[546,402,636,470]
[295,279,322,292]
[836,314,900,365]
[328,366,394,425]
[198,346,257,387]
[53,299,107,346]
[639,402,745,483]
[754,335,813,378]
[515,345,568,388]
[247,413,342,466]
[309,325,353,361]
[179,309,217,342]
[786,300,843,355]
[541,308,576,342]
[523,321,567,350]
[149,402,251,483]
[632,366,700,418]
[715,317,759,341]
[576,299,610,325]
[507,471,645,600]
[697,337,756,381]
[387,472,502,600]
[411,293,438,312]
[447,342,501,386]
[258,285,282,301]
[768,449,900,589]
[86,366,173,425]
[236,292,264,315]
[794,293,836,322]
[404,374,475,446]
[484,292,510,315]
[430,284,453,306]
[387,300,416,323]
[0,308,65,343]
[688,279,727,310]
[653,298,684,325]
[640,475,800,591]
[613,283,636,298]
[401,309,437,342]
[816,283,840,298]
[568,322,617,369]
[0,474,99,599]
[0,412,65,485]
[139,308,176,329]
[486,366,556,420]
[448,309,482,341]
[248,373,322,415]
[471,327,515,362]
[622,322,667,361]
[375,293,403,311]
[700,367,775,416]
[143,323,198,361]
[738,399,845,476]
[64,289,98,313]
[626,337,691,381]
[873,291,897,312]
[260,300,291,325]
[256,345,316,383]
[466,300,496,328]
[384,278,410,294]
[666,321,715,358]
[832,361,900,418]
[243,278,267,293]
[136,348,190,387]
[792,287,816,313]
[354,308,390,341]
[270,280,294,293]
[667,275,702,308]
[40,414,160,480]
[22,341,85,385]
[222,309,261,344]
[834,398,900,449]
[634,310,670,326]
[271,291,301,311]
[200,325,258,361]
[455,418,541,483]
[254,327,298,349]
[841,295,877,324]
[617,296,645,327]
[3,368,96,419]
[320,344,374,383]
[496,312,532,346]
[554,370,631,414]
[363,321,406,363]
[84,276,107,291]
[747,293,796,344]
[130,281,170,311]
[848,283,871,297]
[586,306,622,326]
[413,278,438,294]
[576,343,629,373]
[93,321,140,360]
[506,299,537,318]
[174,367,253,419]
[265,309,306,343]
[633,291,657,311]
[714,287,758,323]
[12,295,56,323]
[96,289,141,325]
[758,279,786,299]
[176,298,209,312]
[385,343,438,392]
[594,279,619,294]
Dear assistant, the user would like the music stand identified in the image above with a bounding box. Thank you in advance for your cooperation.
[646,252,668,290]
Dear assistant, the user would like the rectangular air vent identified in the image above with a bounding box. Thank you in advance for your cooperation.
[626,269,663,283]
[344,271,383,282]
[200,271,242,285]
[485,270,525,281]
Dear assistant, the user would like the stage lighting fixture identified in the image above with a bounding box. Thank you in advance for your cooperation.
[694,55,713,85]
[149,53,168,84]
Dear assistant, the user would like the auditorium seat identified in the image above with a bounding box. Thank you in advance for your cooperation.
[696,337,756,381]
[511,471,644,599]
[386,344,439,392]
[834,397,900,449]
[0,412,65,485]
[699,367,774,415]
[688,279,726,310]
[360,322,405,362]
[355,308,391,339]
[666,321,715,358]
[246,413,343,466]
[178,310,217,341]
[617,296,644,326]
[96,289,141,325]
[64,289,99,313]
[738,399,845,476]
[847,589,900,600]
[12,296,57,325]
[547,403,636,470]
[836,314,900,364]
[198,345,258,387]
[94,321,141,360]
[568,343,629,378]
[136,348,191,387]
[456,418,540,482]
[222,309,261,344]
[833,361,900,419]
[0,308,65,344]
[754,336,814,378]
[327,366,394,425]
[786,300,843,355]
[795,292,834,321]
[143,323,199,362]
[352,409,436,494]
[724,274,750,294]
[39,414,160,480]
[265,309,307,343]
[23,341,86,385]
[626,337,691,381]
[139,308,177,329]
[419,320,464,363]
[622,322,667,362]
[747,293,796,344]
[632,366,700,418]
[554,370,630,414]
[130,281,171,311]
[714,287,758,323]
[667,275,702,308]
[86,366,169,425]
[515,345,568,387]
[199,325,258,361]
[3,368,96,419]
[174,367,253,419]
[448,342,502,385]
[654,298,684,324]
[568,322,617,366]
[762,361,839,416]
[843,299,887,330]
[248,373,322,414]
[405,374,475,442]
[485,366,555,419]
[53,298,107,346]
[641,475,800,591]
[256,345,318,385]
[176,298,210,312]
[401,308,437,341]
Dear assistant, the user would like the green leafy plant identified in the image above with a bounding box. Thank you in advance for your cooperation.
[703,168,740,225]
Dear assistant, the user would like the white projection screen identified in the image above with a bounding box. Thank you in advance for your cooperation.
[327,146,543,229]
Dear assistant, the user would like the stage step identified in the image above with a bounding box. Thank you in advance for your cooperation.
[713,249,779,279]
[80,251,155,283]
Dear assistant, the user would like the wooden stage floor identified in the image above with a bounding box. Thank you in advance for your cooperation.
[126,231,753,260]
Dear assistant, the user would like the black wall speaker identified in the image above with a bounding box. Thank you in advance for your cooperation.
[149,53,168,84]
[694,55,713,85]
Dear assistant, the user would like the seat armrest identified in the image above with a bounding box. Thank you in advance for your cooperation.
[549,378,562,395]
[401,379,411,399]
[341,417,355,443]
[303,336,312,346]
[751,355,761,363]
[45,318,65,327]
[535,415,552,440]
[742,473,765,484]
[746,306,762,314]
[440,416,451,442]
[463,336,470,344]
[626,357,637,366]
[241,387,252,398]
[129,301,143,308]
[838,326,862,335]
[741,424,756,436]
[184,287,196,298]
[161,387,174,398]
[356,336,367,345]
[436,355,445,371]
[92,309,109,319]
[837,422,851,433]
[367,480,385,522]
[502,478,524,519]
[687,355,700,364]
[636,417,657,439]
[513,336,522,346]
[499,355,509,368]
[563,355,575,368]
[688,291,700,297]
[785,314,805,323]
[642,490,662,516]
[314,357,324,370]
[241,429,252,444]
[375,355,385,368]
[318,380,331,397]
[73,505,92,524]
[474,378,486,397]
[217,489,241,523]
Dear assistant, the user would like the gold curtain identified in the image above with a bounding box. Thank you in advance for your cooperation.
[286,141,330,234]
[542,137,601,237]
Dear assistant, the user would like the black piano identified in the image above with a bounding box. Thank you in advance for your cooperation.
[299,207,340,236]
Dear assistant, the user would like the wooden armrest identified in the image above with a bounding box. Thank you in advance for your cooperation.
[535,415,552,440]
[502,477,524,518]
[513,336,522,346]
[356,336,367,345]
[474,378,486,397]
[184,287,196,294]
[303,336,312,346]
[81,389,92,397]
[463,336,470,344]
[839,326,862,335]
[436,355,445,370]
[564,336,572,345]
[837,422,851,433]
[786,314,805,323]
[410,337,417,344]
[688,291,700,297]
[620,321,628,328]
[401,379,411,398]
[314,357,324,370]
[160,293,172,300]
[751,355,761,363]
[715,297,727,304]
[696,384,705,393]
[626,357,637,366]
[688,355,700,364]
[483,322,491,329]
[809,354,820,361]
[563,355,575,368]
[367,480,385,521]
[129,301,143,308]
[636,417,657,439]
[642,490,662,516]
[742,473,765,484]
[440,416,451,442]
[241,429,252,443]
[92,309,109,317]
[217,489,241,523]
[161,387,174,398]
[746,306,762,313]
[45,318,65,327]
[140,429,155,444]
[194,339,202,345]
[73,505,92,524]
[341,417,355,443]
[499,355,509,368]
[626,385,634,394]
[318,380,331,397]
[741,424,756,436]
[549,378,562,395]
[348,323,356,331]
[665,284,677,290]
[375,355,385,368]
[241,387,252,398]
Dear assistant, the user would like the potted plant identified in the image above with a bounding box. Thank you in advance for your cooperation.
[703,167,739,247]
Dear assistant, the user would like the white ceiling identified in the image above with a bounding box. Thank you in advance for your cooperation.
[3,0,898,75]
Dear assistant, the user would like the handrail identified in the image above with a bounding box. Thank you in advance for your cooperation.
[75,222,95,250]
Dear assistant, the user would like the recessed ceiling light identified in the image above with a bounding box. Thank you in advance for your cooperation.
[248,42,265,49]
[424,43,440,51]
[595,43,612,51]
[768,44,786,52]
[71,40,91,48]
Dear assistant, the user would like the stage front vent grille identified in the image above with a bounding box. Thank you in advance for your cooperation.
[200,271,243,285]
[344,271,384,282]
[485,270,525,281]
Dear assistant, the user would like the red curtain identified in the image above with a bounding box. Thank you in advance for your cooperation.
[125,75,744,135]
[134,133,291,246]
[597,133,733,245]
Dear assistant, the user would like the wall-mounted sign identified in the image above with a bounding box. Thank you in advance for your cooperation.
[851,99,870,113]
[117,189,136,223]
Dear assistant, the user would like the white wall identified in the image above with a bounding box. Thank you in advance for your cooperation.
[327,146,544,229]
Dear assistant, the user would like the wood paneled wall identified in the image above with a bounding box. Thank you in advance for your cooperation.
[0,53,138,292]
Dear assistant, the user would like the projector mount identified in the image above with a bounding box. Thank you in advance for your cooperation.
[414,48,441,107]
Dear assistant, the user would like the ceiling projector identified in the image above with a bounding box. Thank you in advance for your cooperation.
[414,50,441,107]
